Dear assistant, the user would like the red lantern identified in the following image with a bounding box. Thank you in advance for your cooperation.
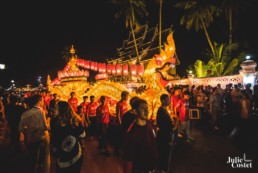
[94,62,98,71]
[98,63,102,73]
[90,61,94,70]
[107,64,112,74]
[102,63,106,73]
[130,64,137,76]
[123,64,128,76]
[83,60,88,68]
[116,64,122,75]
[111,65,116,75]
[84,60,89,69]
[138,64,144,76]
[80,60,84,68]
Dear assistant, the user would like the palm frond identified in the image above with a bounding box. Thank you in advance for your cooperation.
[194,60,207,77]
[223,58,239,75]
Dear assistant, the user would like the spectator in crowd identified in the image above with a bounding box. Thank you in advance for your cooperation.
[170,86,182,141]
[5,94,25,151]
[176,91,193,140]
[18,94,50,173]
[114,90,129,155]
[68,91,78,112]
[223,84,233,113]
[77,105,88,135]
[170,87,181,116]
[48,93,59,118]
[0,97,4,121]
[217,83,225,96]
[86,95,99,140]
[243,83,253,109]
[209,87,223,131]
[123,98,158,173]
[196,86,207,119]
[121,96,140,133]
[116,91,130,125]
[231,84,242,123]
[240,91,251,120]
[96,95,110,157]
[253,80,258,113]
[80,95,89,115]
[156,94,174,173]
[50,101,86,173]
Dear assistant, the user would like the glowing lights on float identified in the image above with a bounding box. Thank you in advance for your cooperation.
[107,64,112,74]
[86,81,130,102]
[155,54,162,66]
[95,73,108,80]
[116,64,122,75]
[130,64,137,76]
[111,65,116,75]
[137,64,144,76]
[58,70,89,79]
[75,58,144,79]
[98,63,106,73]
[123,64,128,76]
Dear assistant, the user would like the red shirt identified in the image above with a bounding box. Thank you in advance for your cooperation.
[96,104,110,124]
[43,94,51,107]
[80,101,89,114]
[176,99,189,122]
[86,102,99,117]
[68,97,78,112]
[170,95,180,112]
[116,100,129,119]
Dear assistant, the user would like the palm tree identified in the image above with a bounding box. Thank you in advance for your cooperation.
[190,42,245,77]
[174,0,221,55]
[219,0,249,44]
[111,0,148,63]
[203,42,246,76]
[187,60,207,77]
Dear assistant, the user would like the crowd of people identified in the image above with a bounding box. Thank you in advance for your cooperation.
[0,80,257,173]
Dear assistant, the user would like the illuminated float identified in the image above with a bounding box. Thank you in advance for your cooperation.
[47,25,180,119]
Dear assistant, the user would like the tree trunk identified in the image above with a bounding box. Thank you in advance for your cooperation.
[228,6,233,44]
[159,0,163,53]
[130,20,139,63]
[200,17,215,55]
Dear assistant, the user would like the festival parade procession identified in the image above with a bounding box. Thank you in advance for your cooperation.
[0,0,258,173]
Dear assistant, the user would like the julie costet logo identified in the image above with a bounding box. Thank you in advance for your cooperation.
[227,153,252,168]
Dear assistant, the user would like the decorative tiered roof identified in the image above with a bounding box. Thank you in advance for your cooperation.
[51,45,89,85]
[108,24,180,65]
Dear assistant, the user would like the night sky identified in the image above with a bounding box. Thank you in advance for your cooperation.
[0,0,257,87]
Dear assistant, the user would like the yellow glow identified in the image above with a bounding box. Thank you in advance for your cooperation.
[48,33,177,119]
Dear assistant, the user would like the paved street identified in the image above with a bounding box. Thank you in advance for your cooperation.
[1,114,258,173]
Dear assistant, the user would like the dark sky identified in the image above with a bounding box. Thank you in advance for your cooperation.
[0,0,257,87]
